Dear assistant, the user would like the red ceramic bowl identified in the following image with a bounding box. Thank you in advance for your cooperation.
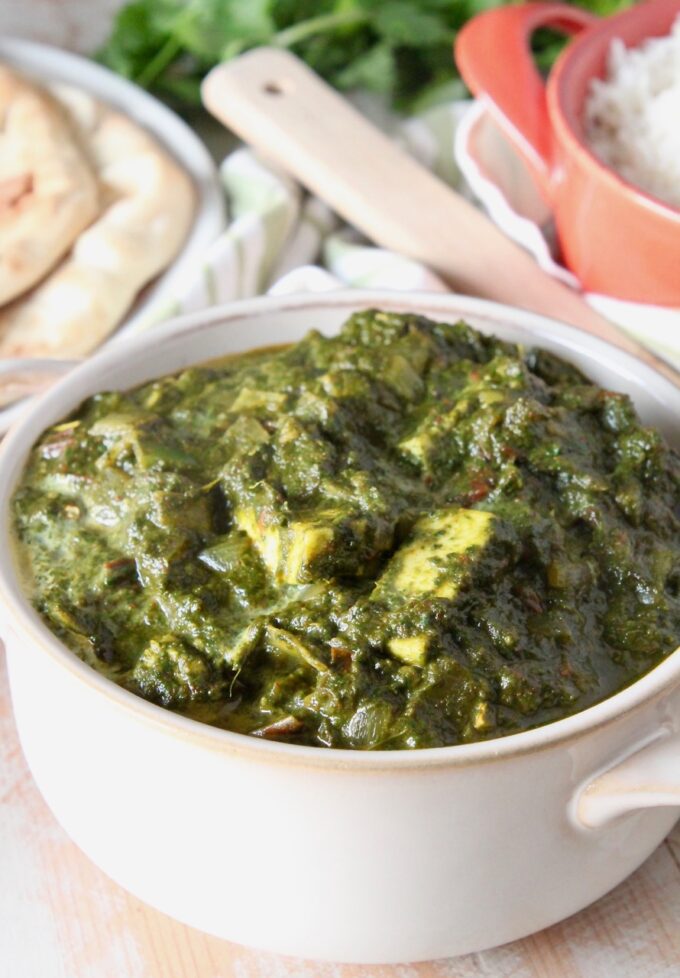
[456,0,680,305]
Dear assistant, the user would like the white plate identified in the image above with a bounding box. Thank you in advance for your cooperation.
[0,37,226,432]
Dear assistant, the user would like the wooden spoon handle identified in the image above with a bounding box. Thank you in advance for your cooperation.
[202,48,679,386]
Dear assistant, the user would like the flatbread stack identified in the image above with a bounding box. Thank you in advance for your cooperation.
[0,65,195,369]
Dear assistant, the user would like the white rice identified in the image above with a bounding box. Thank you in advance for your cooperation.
[584,15,680,209]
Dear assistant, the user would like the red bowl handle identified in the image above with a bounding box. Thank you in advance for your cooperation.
[455,3,598,197]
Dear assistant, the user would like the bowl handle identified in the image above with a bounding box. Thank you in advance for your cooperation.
[575,730,680,828]
[455,3,598,198]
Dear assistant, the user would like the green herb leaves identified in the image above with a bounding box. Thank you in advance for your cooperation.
[98,0,632,116]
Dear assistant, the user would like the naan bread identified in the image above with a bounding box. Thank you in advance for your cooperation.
[0,89,195,359]
[0,67,99,305]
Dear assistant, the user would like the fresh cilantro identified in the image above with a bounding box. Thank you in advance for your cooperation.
[98,0,633,116]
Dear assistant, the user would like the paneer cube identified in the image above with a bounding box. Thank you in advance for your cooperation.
[229,387,286,414]
[234,506,283,577]
[388,634,429,666]
[235,505,393,584]
[374,507,494,602]
[398,400,471,466]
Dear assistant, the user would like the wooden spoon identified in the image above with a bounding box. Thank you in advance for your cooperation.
[203,48,679,387]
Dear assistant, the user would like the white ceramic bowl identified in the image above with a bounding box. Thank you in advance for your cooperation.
[1,291,680,964]
[0,37,226,432]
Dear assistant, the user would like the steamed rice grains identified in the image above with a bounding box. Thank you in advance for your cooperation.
[585,16,680,209]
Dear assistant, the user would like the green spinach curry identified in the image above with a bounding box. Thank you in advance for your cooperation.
[13,311,680,748]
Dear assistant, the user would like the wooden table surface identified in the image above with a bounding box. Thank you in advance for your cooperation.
[2,643,680,978]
